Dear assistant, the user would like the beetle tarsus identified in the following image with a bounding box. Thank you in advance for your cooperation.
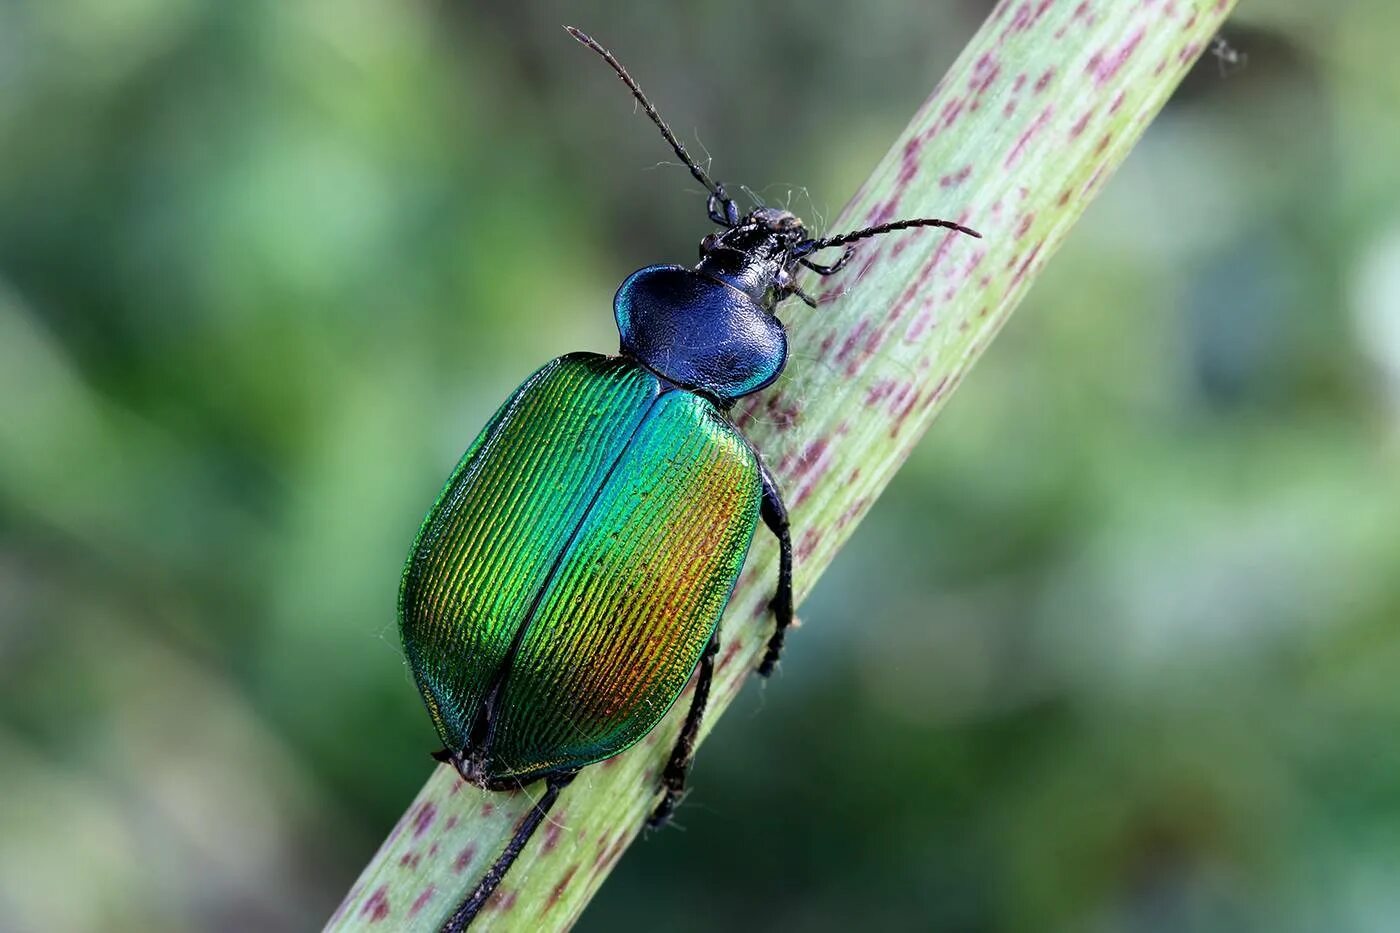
[649,629,722,828]
[648,774,687,830]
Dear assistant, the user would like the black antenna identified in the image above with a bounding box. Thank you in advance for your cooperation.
[566,26,723,199]
[800,217,982,255]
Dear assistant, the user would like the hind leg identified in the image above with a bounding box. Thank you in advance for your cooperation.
[442,771,576,931]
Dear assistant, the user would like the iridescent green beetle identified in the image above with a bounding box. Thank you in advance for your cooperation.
[400,28,980,930]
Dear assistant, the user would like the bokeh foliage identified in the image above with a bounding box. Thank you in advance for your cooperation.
[2,2,1398,931]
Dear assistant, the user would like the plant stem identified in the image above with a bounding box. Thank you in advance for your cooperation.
[327,2,1238,929]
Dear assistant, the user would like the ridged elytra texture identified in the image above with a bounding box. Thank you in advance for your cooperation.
[399,352,761,785]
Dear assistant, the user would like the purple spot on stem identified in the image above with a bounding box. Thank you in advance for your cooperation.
[543,866,580,914]
[865,379,897,406]
[543,817,565,853]
[1069,107,1094,138]
[1012,242,1044,285]
[1004,105,1054,169]
[454,844,478,873]
[939,164,972,188]
[410,886,437,918]
[968,53,1001,96]
[1091,27,1145,85]
[361,886,391,923]
[412,802,437,839]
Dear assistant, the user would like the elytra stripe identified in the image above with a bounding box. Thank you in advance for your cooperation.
[489,390,761,778]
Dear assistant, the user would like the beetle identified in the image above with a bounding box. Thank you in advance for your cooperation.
[399,27,980,930]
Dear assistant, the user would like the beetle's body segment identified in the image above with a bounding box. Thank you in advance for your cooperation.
[400,353,761,787]
[616,264,788,400]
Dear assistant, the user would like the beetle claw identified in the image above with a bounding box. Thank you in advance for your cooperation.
[648,790,683,829]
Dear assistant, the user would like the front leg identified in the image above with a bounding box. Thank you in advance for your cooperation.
[756,458,793,677]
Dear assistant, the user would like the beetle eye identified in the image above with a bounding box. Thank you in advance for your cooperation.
[699,232,721,257]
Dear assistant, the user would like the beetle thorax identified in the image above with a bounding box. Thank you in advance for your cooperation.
[610,208,815,402]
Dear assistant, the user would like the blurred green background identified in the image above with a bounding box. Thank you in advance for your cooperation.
[2,1,1398,931]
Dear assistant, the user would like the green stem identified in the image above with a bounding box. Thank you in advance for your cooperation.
[327,2,1237,929]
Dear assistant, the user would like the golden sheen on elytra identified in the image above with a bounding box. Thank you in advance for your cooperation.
[399,353,761,786]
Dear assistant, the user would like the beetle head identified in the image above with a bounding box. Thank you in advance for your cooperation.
[703,207,806,249]
[695,206,817,310]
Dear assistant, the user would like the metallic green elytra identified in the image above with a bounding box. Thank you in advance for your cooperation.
[400,353,762,787]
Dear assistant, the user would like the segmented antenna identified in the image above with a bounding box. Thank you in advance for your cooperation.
[566,26,723,198]
[803,217,982,254]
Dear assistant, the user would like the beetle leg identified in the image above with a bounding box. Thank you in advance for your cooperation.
[800,246,855,276]
[648,628,721,829]
[442,771,577,932]
[756,460,794,677]
[791,284,819,308]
